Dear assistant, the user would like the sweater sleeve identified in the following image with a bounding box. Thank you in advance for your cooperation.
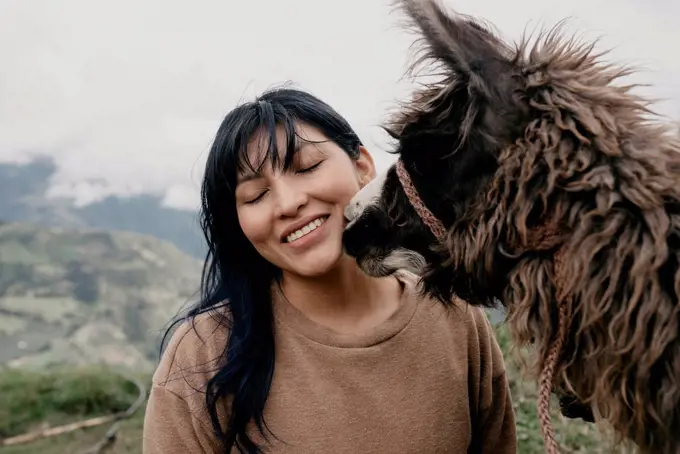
[143,385,223,454]
[475,369,516,453]
[142,312,231,454]
[467,307,517,454]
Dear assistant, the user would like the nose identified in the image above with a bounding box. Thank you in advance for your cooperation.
[273,179,308,218]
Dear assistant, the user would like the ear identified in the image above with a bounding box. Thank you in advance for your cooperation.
[355,145,377,187]
[396,0,513,96]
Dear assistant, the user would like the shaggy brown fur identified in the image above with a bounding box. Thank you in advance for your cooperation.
[342,1,680,452]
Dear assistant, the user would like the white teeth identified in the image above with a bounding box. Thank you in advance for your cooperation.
[285,217,326,243]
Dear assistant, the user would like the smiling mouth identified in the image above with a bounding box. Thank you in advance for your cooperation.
[283,216,329,243]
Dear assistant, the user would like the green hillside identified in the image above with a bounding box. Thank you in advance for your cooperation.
[0,222,202,371]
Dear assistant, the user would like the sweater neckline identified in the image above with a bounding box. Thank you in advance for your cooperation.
[271,270,420,348]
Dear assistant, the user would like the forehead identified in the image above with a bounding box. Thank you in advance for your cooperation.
[242,124,294,168]
[238,122,331,180]
[344,167,390,222]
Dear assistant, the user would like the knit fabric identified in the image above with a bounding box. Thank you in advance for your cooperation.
[143,271,516,453]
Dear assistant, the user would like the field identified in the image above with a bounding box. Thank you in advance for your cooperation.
[0,366,146,454]
[0,321,624,453]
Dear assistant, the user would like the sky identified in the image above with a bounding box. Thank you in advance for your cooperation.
[1,0,678,209]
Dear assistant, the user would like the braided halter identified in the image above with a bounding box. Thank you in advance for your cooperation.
[394,157,566,454]
[395,159,447,242]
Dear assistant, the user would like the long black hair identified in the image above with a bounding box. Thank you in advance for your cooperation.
[161,86,363,453]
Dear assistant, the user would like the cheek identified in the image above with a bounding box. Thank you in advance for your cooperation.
[316,170,363,207]
[340,179,363,206]
[237,208,271,246]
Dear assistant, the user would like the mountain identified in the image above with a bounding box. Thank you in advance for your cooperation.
[0,222,202,371]
[0,157,206,258]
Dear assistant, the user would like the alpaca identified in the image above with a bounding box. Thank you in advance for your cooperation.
[342,1,680,453]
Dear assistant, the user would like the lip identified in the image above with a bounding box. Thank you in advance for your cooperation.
[280,214,330,242]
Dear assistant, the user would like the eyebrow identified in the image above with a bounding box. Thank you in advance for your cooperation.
[236,140,315,184]
[237,172,262,184]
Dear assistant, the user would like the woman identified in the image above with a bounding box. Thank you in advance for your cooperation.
[142,87,516,453]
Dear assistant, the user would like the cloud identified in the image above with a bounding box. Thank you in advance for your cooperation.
[1,0,677,209]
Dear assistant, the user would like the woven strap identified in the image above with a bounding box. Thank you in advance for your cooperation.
[523,225,570,454]
[395,160,447,242]
[536,243,570,454]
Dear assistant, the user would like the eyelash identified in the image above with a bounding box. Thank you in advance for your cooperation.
[245,192,267,205]
[296,161,322,174]
[244,161,323,205]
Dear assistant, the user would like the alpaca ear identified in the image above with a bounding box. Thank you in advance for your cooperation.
[397,0,512,95]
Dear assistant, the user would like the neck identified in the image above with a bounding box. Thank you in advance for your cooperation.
[278,255,401,334]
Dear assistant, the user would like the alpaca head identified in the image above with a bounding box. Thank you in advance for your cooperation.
[343,1,680,451]
[342,168,437,278]
[344,0,529,305]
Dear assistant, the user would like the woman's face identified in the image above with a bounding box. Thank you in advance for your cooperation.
[235,122,375,278]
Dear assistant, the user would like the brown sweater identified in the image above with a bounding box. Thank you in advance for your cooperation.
[143,271,516,453]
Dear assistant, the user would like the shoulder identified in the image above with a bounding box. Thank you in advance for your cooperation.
[398,270,506,378]
[397,269,493,327]
[144,308,231,453]
[152,307,231,397]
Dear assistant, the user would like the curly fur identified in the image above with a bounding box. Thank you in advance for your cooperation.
[342,1,680,452]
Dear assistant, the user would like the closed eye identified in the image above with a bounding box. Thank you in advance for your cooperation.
[243,161,323,204]
[296,161,323,174]
[245,190,267,204]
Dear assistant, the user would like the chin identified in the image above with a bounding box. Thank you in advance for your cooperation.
[292,249,345,277]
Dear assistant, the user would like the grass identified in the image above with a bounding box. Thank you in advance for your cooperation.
[0,366,148,454]
[491,318,623,453]
[0,320,624,453]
